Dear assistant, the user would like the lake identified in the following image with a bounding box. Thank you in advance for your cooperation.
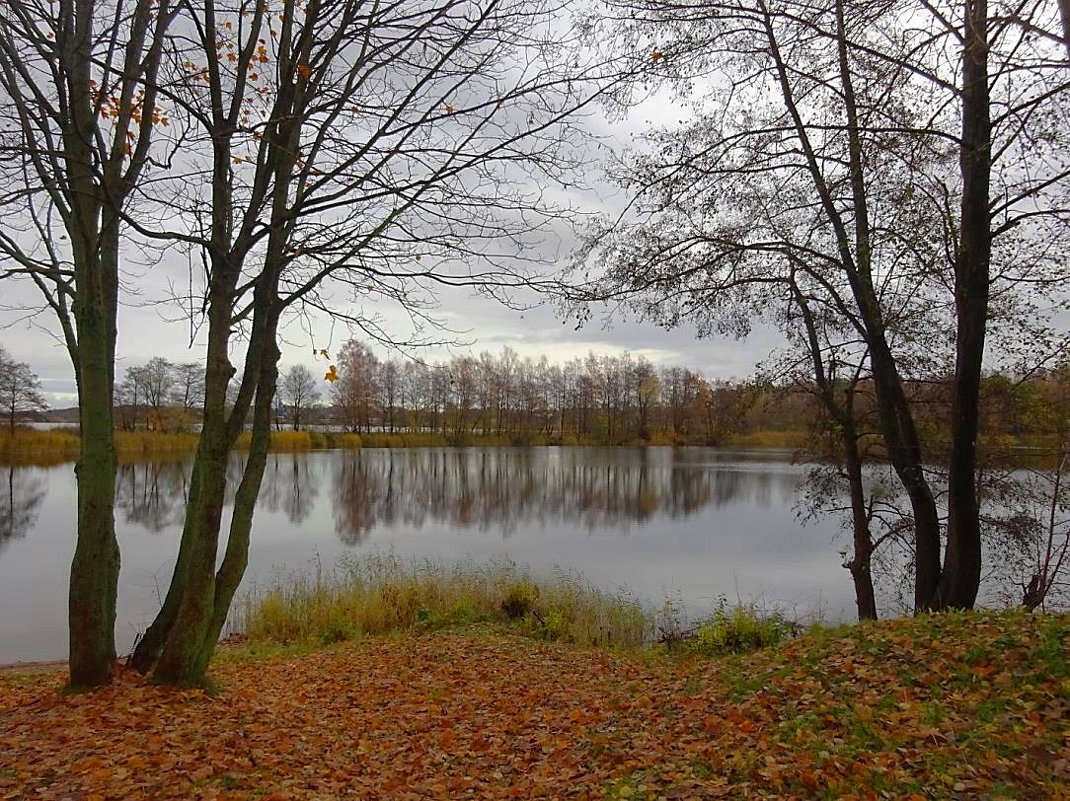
[0,446,860,663]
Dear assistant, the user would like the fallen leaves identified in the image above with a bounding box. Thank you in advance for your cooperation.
[0,613,1066,799]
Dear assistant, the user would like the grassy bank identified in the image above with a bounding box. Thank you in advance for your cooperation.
[0,427,202,465]
[235,556,654,650]
[1,425,820,464]
[0,427,439,464]
[1,610,1064,799]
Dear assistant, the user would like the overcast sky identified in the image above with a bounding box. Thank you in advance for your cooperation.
[0,80,789,409]
[0,263,785,408]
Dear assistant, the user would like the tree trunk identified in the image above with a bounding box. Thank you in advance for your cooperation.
[842,427,878,621]
[868,349,944,611]
[936,0,991,610]
[132,260,243,677]
[772,2,944,613]
[196,327,280,676]
[152,278,279,685]
[68,224,120,688]
[791,274,878,621]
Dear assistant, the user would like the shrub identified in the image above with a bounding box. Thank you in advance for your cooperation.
[501,581,539,619]
[689,600,795,655]
[533,609,567,641]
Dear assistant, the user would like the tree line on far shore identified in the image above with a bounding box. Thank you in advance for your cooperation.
[11,341,1070,454]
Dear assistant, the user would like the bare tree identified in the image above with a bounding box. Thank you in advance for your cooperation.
[125,0,632,684]
[0,0,178,686]
[573,0,1068,613]
[139,356,174,430]
[170,361,205,430]
[0,346,47,432]
[333,341,379,433]
[279,365,321,431]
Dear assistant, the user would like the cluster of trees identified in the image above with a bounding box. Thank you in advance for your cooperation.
[578,0,1068,619]
[327,343,748,443]
[329,346,1070,450]
[116,357,204,431]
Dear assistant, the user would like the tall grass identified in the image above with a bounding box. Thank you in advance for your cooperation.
[235,554,653,649]
[235,430,316,451]
[0,427,81,464]
[0,428,202,463]
[357,432,450,448]
[726,430,810,449]
[114,430,200,456]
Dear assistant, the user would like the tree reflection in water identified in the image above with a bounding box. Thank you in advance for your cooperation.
[0,465,46,553]
[258,453,323,525]
[330,448,795,545]
[10,449,798,547]
[115,461,191,533]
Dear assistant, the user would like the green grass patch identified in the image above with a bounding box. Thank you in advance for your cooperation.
[685,600,796,656]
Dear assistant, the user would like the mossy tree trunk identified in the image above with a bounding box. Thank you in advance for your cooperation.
[152,288,280,686]
[67,217,120,688]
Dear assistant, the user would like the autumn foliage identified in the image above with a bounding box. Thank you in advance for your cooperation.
[1,611,1065,799]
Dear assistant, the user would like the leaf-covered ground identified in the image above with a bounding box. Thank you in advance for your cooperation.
[1,612,1066,800]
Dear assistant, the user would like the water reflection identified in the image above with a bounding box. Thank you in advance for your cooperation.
[0,447,845,663]
[0,466,47,553]
[115,461,190,533]
[330,448,796,545]
[259,453,323,525]
[4,448,802,545]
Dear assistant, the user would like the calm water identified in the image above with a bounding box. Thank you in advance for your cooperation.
[0,447,856,663]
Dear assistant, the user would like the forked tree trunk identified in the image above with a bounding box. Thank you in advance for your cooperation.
[151,290,280,686]
[129,263,243,673]
[194,329,280,677]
